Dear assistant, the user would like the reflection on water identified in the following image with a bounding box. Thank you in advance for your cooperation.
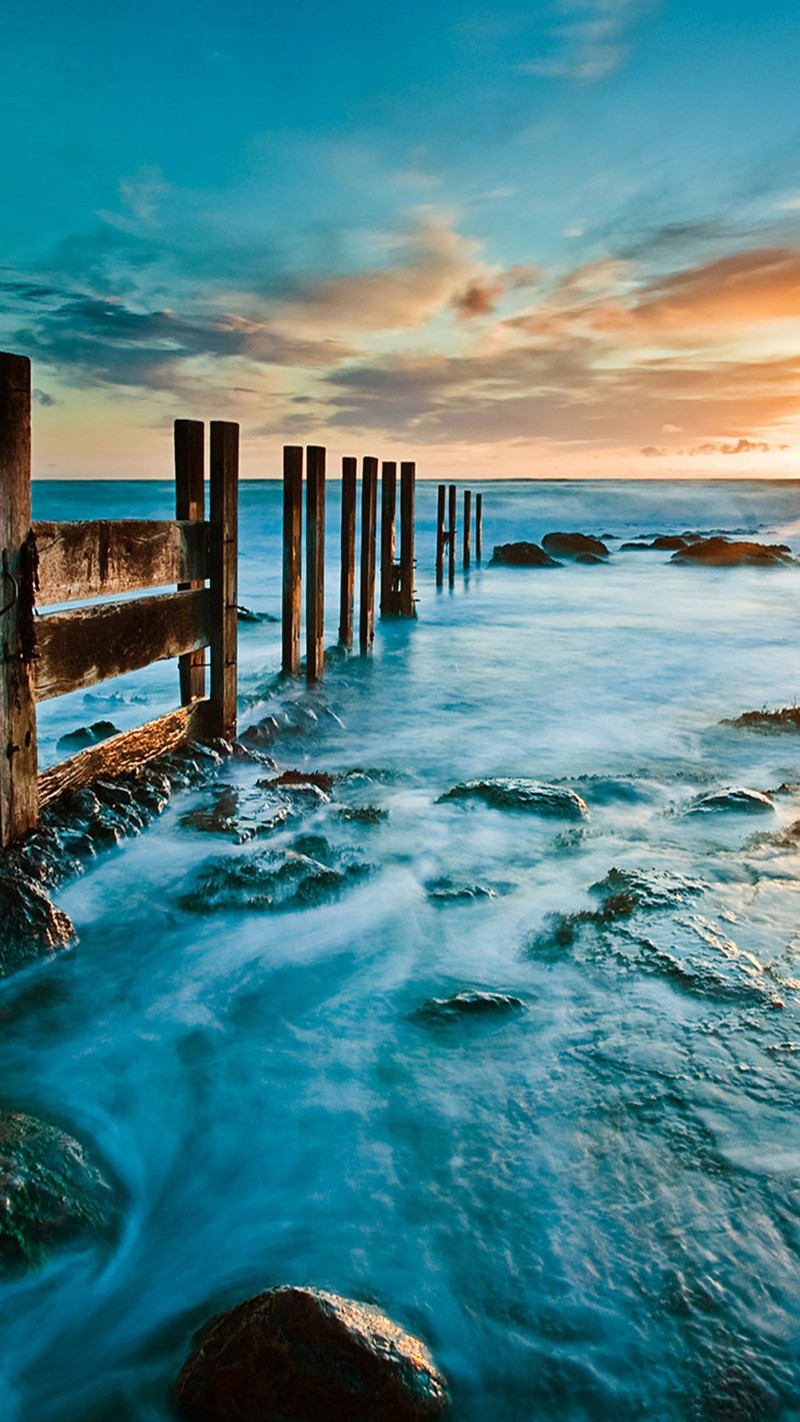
[4,480,800,1419]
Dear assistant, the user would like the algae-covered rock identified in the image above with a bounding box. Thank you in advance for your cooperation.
[439,778,588,819]
[0,873,75,979]
[175,1285,449,1422]
[0,1110,115,1272]
[490,542,560,568]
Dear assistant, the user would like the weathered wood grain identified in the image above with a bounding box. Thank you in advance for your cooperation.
[380,461,397,617]
[448,483,457,585]
[463,489,472,570]
[436,483,445,587]
[400,462,416,618]
[306,445,325,682]
[476,492,482,562]
[208,422,238,741]
[175,419,206,704]
[282,446,303,675]
[38,701,207,806]
[359,456,378,653]
[33,519,210,606]
[339,456,356,647]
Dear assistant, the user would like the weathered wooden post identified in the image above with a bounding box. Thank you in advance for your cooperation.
[339,456,356,647]
[359,456,378,652]
[476,492,482,562]
[208,421,239,742]
[463,489,472,570]
[282,446,303,675]
[306,445,325,682]
[175,419,206,705]
[448,483,457,585]
[0,352,38,847]
[380,461,397,617]
[400,461,416,618]
[436,483,445,586]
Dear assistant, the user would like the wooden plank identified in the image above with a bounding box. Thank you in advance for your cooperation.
[448,483,457,585]
[282,446,303,674]
[175,419,206,704]
[380,461,397,617]
[400,461,416,619]
[306,445,325,682]
[38,702,208,806]
[359,456,378,653]
[476,492,482,562]
[339,456,356,647]
[436,484,445,587]
[208,421,238,741]
[0,352,38,845]
[34,588,211,702]
[33,519,210,605]
[463,489,472,570]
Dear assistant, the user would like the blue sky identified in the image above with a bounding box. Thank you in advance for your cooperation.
[3,0,800,476]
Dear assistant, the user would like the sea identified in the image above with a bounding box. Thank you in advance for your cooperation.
[3,478,800,1421]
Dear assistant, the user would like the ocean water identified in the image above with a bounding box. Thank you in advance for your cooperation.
[4,479,800,1420]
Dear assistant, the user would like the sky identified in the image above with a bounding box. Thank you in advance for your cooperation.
[2,0,800,479]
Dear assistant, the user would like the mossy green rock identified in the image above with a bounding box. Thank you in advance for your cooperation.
[0,1111,115,1272]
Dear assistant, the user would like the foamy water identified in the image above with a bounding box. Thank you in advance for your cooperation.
[4,479,800,1420]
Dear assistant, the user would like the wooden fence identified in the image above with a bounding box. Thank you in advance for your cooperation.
[0,351,238,848]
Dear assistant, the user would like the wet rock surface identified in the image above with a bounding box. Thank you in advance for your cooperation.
[179,837,372,914]
[439,778,588,819]
[541,531,609,559]
[56,719,119,753]
[414,990,525,1022]
[529,865,707,955]
[174,1285,449,1422]
[722,706,800,733]
[0,874,76,979]
[425,878,497,903]
[490,542,560,568]
[672,537,793,567]
[685,787,776,815]
[338,804,389,825]
[0,1110,115,1273]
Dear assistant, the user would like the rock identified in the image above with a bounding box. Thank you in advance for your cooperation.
[721,706,800,733]
[672,537,793,567]
[490,542,561,568]
[240,718,282,748]
[174,1285,449,1422]
[179,842,371,914]
[237,606,279,623]
[56,720,119,753]
[425,878,496,903]
[685,787,776,815]
[0,873,75,979]
[541,532,609,559]
[574,552,605,564]
[414,990,524,1022]
[338,805,389,825]
[180,787,288,844]
[267,769,335,794]
[590,866,706,912]
[0,1111,115,1272]
[620,541,653,550]
[439,778,588,819]
[650,535,688,550]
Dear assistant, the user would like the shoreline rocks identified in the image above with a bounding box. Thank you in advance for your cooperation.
[672,537,792,567]
[541,531,609,560]
[439,779,588,820]
[490,541,560,568]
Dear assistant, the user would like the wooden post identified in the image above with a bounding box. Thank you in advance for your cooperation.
[175,419,205,705]
[448,483,457,585]
[208,421,238,742]
[359,456,378,653]
[282,446,302,675]
[0,353,38,846]
[476,492,482,562]
[436,483,445,586]
[400,461,416,618]
[463,489,472,570]
[339,456,356,647]
[306,445,325,682]
[380,461,397,617]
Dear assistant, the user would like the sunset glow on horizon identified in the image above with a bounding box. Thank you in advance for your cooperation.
[3,0,800,479]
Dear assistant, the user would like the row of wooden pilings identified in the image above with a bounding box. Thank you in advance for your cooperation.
[281,447,416,684]
[436,485,483,585]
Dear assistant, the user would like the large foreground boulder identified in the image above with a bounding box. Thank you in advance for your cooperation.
[0,872,75,979]
[175,1286,449,1422]
[541,531,609,559]
[672,537,792,567]
[490,542,560,567]
[0,1110,115,1272]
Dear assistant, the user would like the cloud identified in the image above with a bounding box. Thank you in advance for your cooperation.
[517,0,648,84]
[641,437,789,457]
[452,279,506,320]
[32,388,60,407]
[610,246,800,335]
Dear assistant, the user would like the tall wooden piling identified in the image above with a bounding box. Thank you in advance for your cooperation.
[306,445,325,682]
[380,461,397,617]
[400,461,416,619]
[359,456,378,652]
[339,456,356,647]
[436,484,445,586]
[282,446,303,675]
[208,420,239,742]
[0,353,38,847]
[448,483,457,584]
[463,489,472,570]
[476,492,482,562]
[175,419,206,705]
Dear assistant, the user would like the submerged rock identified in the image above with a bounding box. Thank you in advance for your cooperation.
[0,873,75,979]
[528,865,706,956]
[56,720,119,754]
[180,787,288,843]
[672,537,792,567]
[414,990,524,1022]
[237,605,279,623]
[175,1285,449,1422]
[0,1110,115,1273]
[490,542,561,568]
[439,778,588,819]
[685,787,776,815]
[425,878,497,903]
[180,841,371,914]
[541,531,609,559]
[338,805,389,825]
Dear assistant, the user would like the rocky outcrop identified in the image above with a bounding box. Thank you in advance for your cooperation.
[175,1285,449,1422]
[0,873,75,978]
[414,990,524,1022]
[685,787,776,815]
[56,720,119,753]
[179,838,372,914]
[672,537,792,567]
[541,532,609,559]
[721,706,800,733]
[490,542,560,568]
[439,778,588,819]
[0,1110,115,1273]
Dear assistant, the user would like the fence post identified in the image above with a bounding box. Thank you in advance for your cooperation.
[463,489,471,570]
[306,445,325,682]
[175,419,206,705]
[282,446,303,674]
[359,456,378,652]
[436,483,445,586]
[339,456,356,647]
[400,461,416,618]
[0,353,38,847]
[448,483,457,585]
[476,493,482,562]
[208,421,238,741]
[380,461,397,617]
